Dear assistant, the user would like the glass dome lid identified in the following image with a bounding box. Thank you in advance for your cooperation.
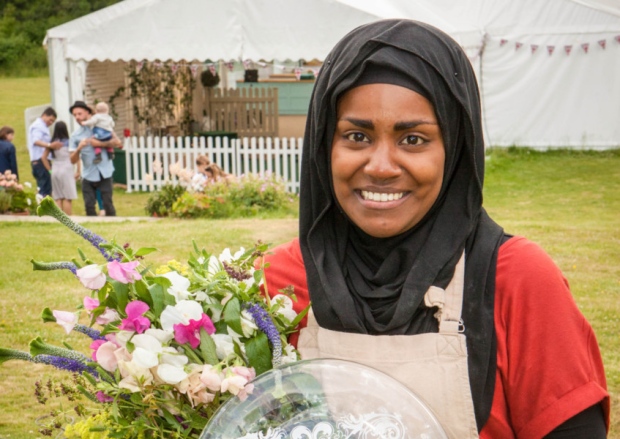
[201,358,448,439]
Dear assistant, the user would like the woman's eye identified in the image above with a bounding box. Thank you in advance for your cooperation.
[401,135,424,146]
[346,132,369,143]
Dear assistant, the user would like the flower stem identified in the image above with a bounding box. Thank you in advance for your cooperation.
[37,197,119,262]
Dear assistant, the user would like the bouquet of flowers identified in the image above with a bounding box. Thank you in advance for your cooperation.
[0,197,308,438]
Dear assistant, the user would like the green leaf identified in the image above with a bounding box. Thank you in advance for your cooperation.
[245,332,272,376]
[76,384,98,403]
[149,276,176,307]
[223,297,242,335]
[148,282,166,317]
[109,282,129,313]
[134,247,157,257]
[199,329,219,365]
[133,280,152,306]
[289,302,311,329]
[77,248,87,262]
[40,307,56,323]
[62,342,74,350]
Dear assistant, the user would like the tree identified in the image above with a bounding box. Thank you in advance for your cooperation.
[0,0,123,74]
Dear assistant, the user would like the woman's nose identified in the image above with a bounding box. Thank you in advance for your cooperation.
[364,143,401,180]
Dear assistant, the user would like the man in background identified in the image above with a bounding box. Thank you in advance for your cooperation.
[68,100,121,216]
[27,107,63,199]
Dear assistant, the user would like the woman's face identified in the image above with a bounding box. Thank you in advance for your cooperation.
[331,83,445,238]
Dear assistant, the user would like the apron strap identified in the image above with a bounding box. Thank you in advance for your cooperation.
[423,251,466,334]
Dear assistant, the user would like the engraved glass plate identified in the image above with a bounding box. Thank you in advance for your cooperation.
[201,358,448,439]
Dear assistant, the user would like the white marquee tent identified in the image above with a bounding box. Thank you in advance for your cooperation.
[44,0,620,149]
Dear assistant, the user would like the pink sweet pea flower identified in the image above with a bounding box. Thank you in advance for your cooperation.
[96,391,114,403]
[96,308,121,325]
[107,260,142,284]
[76,264,106,290]
[83,297,100,311]
[90,339,106,361]
[173,314,215,349]
[119,301,151,334]
[52,310,78,334]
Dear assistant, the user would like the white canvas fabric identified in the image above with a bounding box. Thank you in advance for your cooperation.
[44,0,620,149]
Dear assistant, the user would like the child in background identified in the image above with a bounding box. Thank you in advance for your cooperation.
[82,102,115,164]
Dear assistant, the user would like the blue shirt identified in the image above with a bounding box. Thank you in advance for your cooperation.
[0,140,18,179]
[69,125,115,181]
[27,117,51,161]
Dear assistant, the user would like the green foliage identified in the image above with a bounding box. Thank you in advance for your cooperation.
[144,183,186,217]
[226,173,292,213]
[0,0,123,75]
[145,173,297,219]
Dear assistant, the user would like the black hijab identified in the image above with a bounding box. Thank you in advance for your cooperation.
[299,19,505,430]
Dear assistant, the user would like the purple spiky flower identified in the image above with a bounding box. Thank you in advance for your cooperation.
[245,303,282,366]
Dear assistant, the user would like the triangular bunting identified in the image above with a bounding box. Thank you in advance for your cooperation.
[615,35,620,44]
[598,39,606,49]
[500,39,508,47]
[564,45,572,55]
[226,62,234,72]
[515,42,523,50]
[531,44,539,54]
[581,43,589,53]
[547,45,555,55]
[136,61,144,73]
[170,64,178,74]
[208,64,217,75]
[293,68,302,81]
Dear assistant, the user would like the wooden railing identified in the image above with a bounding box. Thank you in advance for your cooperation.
[206,87,279,138]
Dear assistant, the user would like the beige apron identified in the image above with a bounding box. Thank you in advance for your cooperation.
[297,253,479,439]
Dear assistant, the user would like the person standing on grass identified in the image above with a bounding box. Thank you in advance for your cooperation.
[68,100,121,216]
[27,107,63,199]
[41,121,79,215]
[0,126,19,178]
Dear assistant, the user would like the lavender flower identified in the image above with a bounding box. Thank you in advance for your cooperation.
[34,355,98,376]
[245,303,282,366]
[29,337,91,364]
[223,262,252,282]
[73,324,106,341]
[37,197,119,262]
[31,260,77,275]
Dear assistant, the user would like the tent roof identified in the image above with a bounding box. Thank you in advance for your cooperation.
[44,0,381,62]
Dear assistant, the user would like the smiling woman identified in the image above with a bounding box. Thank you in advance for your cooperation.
[331,82,445,238]
[259,19,609,439]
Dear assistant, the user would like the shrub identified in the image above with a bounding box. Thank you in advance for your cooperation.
[0,171,36,213]
[224,172,290,213]
[144,183,186,217]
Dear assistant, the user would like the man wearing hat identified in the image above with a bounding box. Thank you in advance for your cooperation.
[69,100,121,216]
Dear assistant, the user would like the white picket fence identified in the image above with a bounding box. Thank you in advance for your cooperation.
[122,136,303,193]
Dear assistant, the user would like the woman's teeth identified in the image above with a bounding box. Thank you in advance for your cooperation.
[361,191,404,202]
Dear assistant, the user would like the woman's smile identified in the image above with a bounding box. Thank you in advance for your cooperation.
[331,83,445,238]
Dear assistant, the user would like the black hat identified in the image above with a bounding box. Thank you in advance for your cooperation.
[69,100,93,114]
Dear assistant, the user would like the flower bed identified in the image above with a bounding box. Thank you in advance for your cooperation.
[0,170,36,214]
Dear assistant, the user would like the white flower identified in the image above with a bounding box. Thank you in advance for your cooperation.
[145,328,174,344]
[131,333,189,385]
[24,181,32,188]
[218,247,245,264]
[76,264,106,290]
[118,359,153,392]
[114,330,135,348]
[158,271,191,302]
[240,310,258,337]
[52,310,77,334]
[281,344,299,364]
[211,333,235,359]
[272,294,297,323]
[160,300,204,332]
[207,255,221,275]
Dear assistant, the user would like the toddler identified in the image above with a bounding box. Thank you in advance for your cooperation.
[82,102,115,164]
